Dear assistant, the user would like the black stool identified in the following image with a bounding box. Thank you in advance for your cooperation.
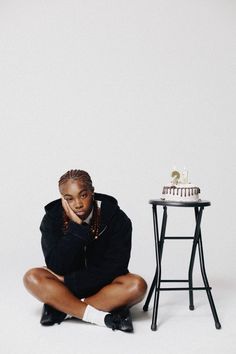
[143,199,221,331]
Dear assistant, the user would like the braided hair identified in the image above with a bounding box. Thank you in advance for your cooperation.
[58,169,100,239]
[58,169,94,191]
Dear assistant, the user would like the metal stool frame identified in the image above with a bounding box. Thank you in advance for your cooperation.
[143,199,221,331]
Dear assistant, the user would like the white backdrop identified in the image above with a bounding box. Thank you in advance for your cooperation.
[0,1,235,354]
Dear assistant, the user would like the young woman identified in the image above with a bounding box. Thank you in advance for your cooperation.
[23,169,147,332]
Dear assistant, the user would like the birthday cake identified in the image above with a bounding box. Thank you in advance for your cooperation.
[161,169,201,202]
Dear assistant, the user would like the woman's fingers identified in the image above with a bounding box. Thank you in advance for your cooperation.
[61,197,82,224]
[61,197,70,215]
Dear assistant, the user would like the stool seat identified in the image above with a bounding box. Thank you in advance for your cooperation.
[149,199,211,207]
[143,199,221,331]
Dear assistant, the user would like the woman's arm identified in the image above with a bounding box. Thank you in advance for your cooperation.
[40,212,93,275]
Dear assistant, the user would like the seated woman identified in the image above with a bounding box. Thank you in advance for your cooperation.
[23,169,147,332]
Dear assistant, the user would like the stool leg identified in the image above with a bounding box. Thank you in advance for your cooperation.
[151,206,167,329]
[160,206,167,258]
[143,270,157,312]
[197,230,221,329]
[143,206,167,313]
[151,205,162,331]
[151,271,160,330]
[188,207,203,310]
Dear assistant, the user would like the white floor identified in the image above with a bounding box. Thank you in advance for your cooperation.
[2,266,235,354]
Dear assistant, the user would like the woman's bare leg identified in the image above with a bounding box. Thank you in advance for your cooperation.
[23,267,87,318]
[23,268,147,317]
[84,273,147,312]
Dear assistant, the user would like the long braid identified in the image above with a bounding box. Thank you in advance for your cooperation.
[58,169,100,238]
[90,200,101,239]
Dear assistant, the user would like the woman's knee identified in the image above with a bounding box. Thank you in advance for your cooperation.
[23,267,49,290]
[129,274,147,298]
[114,273,147,298]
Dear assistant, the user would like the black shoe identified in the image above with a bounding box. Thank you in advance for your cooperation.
[104,307,134,332]
[40,304,67,326]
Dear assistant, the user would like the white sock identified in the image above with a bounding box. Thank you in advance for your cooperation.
[82,304,109,327]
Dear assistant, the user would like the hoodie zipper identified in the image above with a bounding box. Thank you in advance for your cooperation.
[84,225,108,268]
[84,245,87,268]
[98,225,108,236]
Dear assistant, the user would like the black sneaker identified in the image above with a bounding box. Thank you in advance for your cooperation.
[40,304,67,326]
[104,307,133,332]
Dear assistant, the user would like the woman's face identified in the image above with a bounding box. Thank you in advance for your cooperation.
[59,179,94,220]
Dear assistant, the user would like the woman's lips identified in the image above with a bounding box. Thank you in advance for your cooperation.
[75,211,85,215]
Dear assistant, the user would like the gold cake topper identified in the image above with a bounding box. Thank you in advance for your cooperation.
[171,168,189,185]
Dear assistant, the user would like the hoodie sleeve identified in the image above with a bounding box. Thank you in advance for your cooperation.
[40,212,93,275]
[63,210,132,296]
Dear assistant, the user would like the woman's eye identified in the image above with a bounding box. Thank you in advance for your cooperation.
[81,194,87,199]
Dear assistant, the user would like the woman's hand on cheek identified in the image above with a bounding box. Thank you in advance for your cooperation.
[61,197,83,225]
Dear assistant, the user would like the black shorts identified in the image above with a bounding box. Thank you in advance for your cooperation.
[64,270,129,299]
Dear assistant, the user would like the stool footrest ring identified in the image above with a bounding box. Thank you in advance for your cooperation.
[159,287,212,291]
[161,279,188,282]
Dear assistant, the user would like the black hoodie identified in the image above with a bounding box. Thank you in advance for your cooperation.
[40,193,132,298]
